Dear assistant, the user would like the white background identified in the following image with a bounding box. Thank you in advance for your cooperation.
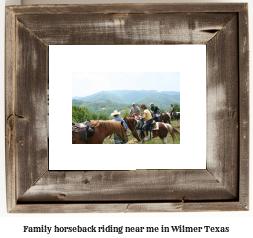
[1,0,252,237]
[49,45,206,170]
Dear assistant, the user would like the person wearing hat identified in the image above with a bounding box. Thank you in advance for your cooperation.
[150,103,158,114]
[150,103,160,122]
[109,110,128,144]
[129,103,140,117]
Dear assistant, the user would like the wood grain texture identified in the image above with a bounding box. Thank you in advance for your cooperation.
[238,4,249,208]
[18,170,237,203]
[16,13,236,45]
[7,3,246,15]
[10,202,247,213]
[5,3,249,213]
[5,7,17,212]
[206,16,239,198]
[125,202,248,213]
[15,20,48,200]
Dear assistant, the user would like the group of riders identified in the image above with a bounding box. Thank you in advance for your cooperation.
[109,103,176,143]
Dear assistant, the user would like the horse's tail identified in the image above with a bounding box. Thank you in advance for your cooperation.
[165,123,180,143]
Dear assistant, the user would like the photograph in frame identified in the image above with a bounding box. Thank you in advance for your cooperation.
[72,72,180,145]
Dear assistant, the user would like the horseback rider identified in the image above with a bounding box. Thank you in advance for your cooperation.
[168,104,175,119]
[129,103,140,117]
[150,103,160,122]
[108,110,128,144]
[157,105,163,122]
[139,104,153,141]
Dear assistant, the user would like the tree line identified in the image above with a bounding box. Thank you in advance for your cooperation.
[72,103,180,123]
[72,99,133,118]
[72,105,110,123]
[73,99,180,117]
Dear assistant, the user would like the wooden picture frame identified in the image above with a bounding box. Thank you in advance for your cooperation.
[5,3,249,213]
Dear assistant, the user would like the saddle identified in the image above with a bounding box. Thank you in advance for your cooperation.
[137,119,156,130]
[137,119,158,140]
[72,119,95,144]
[146,121,160,132]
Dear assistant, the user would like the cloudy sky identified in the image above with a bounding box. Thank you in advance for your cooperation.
[72,72,180,97]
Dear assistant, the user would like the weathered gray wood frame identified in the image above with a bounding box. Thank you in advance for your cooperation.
[5,4,249,213]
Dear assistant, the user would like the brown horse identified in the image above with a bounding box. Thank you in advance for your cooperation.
[72,120,128,144]
[124,117,179,144]
[169,112,180,127]
[162,113,170,124]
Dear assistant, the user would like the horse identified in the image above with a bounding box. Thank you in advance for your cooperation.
[151,111,170,124]
[123,117,180,144]
[150,112,161,122]
[162,113,170,124]
[169,112,180,127]
[72,120,128,144]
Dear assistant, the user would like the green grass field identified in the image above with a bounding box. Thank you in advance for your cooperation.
[103,119,180,144]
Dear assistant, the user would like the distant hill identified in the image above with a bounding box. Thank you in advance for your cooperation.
[135,92,180,106]
[73,91,125,103]
[73,90,180,117]
[73,90,180,105]
[72,100,134,117]
[108,90,148,103]
[161,91,180,95]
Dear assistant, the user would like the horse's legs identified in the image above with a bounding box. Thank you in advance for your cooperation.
[152,131,159,139]
[162,137,168,144]
[133,131,141,142]
[157,123,171,144]
[158,135,168,144]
